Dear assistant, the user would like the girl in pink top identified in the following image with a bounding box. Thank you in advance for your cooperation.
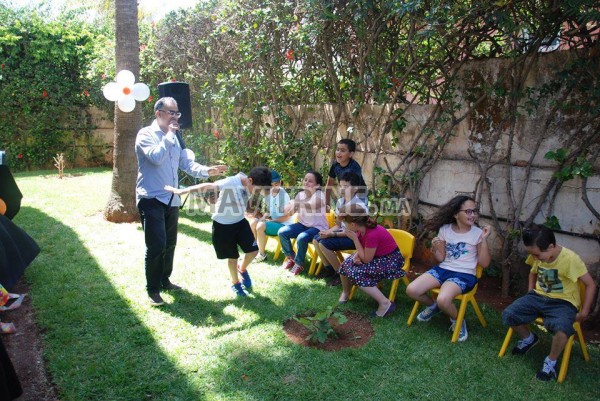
[339,204,405,317]
[279,171,328,275]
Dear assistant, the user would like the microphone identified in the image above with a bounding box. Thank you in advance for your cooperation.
[175,130,186,149]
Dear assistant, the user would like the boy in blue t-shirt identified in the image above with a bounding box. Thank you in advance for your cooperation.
[165,166,272,297]
[325,138,368,208]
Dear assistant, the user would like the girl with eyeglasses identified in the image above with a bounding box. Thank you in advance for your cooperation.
[406,195,491,342]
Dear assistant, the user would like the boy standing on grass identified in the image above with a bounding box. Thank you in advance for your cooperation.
[165,167,272,297]
[501,224,595,381]
[325,138,368,208]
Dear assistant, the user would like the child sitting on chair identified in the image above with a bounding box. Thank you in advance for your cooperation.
[279,170,329,276]
[248,170,294,263]
[338,204,405,317]
[312,171,367,285]
[405,195,491,342]
[501,224,595,381]
[165,166,272,297]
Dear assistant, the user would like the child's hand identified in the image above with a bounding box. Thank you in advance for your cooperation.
[431,236,445,247]
[207,165,228,176]
[284,201,295,215]
[319,230,332,238]
[164,185,183,195]
[479,225,492,242]
[352,253,363,265]
[343,227,358,241]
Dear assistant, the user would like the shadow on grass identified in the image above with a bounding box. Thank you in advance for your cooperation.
[15,206,207,400]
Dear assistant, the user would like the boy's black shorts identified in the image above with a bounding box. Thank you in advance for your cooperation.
[212,219,258,259]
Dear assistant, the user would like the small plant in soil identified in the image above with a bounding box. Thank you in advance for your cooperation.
[293,306,348,344]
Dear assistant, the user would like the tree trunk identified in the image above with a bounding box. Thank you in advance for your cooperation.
[104,0,141,223]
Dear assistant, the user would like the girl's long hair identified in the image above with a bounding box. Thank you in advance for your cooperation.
[341,203,377,228]
[425,195,475,233]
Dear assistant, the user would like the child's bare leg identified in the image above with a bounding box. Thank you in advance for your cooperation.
[256,221,267,254]
[549,331,568,360]
[239,251,258,272]
[406,274,440,306]
[436,281,462,319]
[228,259,239,283]
[318,242,341,270]
[339,275,352,302]
[361,286,392,315]
[513,324,532,339]
[249,218,258,239]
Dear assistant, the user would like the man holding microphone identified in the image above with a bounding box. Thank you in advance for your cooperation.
[135,97,226,306]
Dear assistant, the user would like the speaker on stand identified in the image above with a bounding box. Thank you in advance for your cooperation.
[157,82,193,129]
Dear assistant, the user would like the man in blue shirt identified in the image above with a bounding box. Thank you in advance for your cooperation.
[135,97,226,306]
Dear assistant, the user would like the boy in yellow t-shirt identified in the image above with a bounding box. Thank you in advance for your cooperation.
[502,224,595,381]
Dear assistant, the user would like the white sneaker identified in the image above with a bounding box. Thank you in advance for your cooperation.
[254,253,267,263]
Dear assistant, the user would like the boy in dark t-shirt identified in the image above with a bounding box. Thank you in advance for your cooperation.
[325,138,368,207]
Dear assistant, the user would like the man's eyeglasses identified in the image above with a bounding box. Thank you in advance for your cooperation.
[159,109,181,118]
[460,208,479,216]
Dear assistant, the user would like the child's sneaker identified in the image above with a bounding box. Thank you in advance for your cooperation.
[290,263,304,276]
[417,303,441,322]
[254,253,267,263]
[238,270,252,292]
[536,357,557,381]
[511,332,539,355]
[449,319,468,342]
[231,282,247,297]
[282,257,295,270]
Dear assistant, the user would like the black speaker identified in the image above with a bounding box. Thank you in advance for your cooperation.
[158,82,193,129]
[0,166,22,220]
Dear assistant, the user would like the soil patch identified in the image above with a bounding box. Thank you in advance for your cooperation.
[2,281,58,401]
[283,310,374,351]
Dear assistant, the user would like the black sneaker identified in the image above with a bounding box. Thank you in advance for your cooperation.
[511,332,539,355]
[148,292,165,306]
[536,358,557,381]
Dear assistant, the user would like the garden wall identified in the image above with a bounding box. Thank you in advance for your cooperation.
[95,52,599,268]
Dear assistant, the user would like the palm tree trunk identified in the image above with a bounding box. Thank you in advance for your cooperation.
[104,0,141,223]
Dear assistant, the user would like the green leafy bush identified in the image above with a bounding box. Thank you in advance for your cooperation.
[293,306,348,344]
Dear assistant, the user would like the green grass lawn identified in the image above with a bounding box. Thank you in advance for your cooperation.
[12,168,600,401]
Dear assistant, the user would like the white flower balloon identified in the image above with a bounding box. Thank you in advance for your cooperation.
[102,70,150,112]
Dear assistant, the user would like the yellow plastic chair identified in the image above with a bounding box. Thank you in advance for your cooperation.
[347,229,415,302]
[265,213,298,262]
[497,282,591,383]
[407,265,487,343]
[266,235,283,261]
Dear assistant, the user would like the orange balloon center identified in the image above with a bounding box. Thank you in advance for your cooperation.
[0,198,6,215]
[123,87,131,95]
